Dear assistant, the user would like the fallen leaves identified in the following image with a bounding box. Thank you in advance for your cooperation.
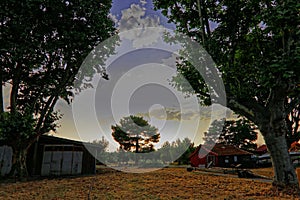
[0,167,299,200]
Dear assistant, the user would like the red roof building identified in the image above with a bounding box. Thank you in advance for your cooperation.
[255,144,268,155]
[189,143,254,168]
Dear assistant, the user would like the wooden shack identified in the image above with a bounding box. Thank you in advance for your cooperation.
[26,135,96,176]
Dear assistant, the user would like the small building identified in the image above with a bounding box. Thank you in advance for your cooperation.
[1,135,98,177]
[190,143,254,168]
[257,153,272,167]
[27,135,97,176]
[255,144,268,155]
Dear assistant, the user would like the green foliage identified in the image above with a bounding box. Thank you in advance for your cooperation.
[155,0,300,186]
[204,118,257,151]
[112,115,160,153]
[97,137,195,167]
[160,138,195,165]
[154,0,300,114]
[204,118,257,150]
[92,136,109,165]
[0,0,116,177]
[0,112,35,143]
[222,118,258,150]
[203,119,224,145]
[92,136,109,153]
[1,0,115,128]
[0,0,115,137]
[174,138,195,164]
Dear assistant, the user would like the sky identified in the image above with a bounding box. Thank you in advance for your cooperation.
[1,0,265,152]
[50,0,235,152]
[51,0,265,151]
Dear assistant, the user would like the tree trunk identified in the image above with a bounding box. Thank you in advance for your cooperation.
[260,84,299,188]
[263,133,298,187]
[9,146,28,180]
[135,138,139,165]
[260,101,299,188]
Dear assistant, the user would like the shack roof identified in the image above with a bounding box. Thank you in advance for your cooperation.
[211,143,253,156]
[191,143,253,158]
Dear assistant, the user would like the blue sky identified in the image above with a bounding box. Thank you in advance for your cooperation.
[52,0,266,151]
[52,0,234,151]
[0,0,264,153]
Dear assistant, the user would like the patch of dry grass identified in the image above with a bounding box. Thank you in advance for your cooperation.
[251,168,274,178]
[0,167,299,200]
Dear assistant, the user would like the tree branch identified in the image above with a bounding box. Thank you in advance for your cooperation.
[228,99,255,120]
[227,98,268,125]
[34,62,76,134]
[34,95,56,133]
[196,0,206,45]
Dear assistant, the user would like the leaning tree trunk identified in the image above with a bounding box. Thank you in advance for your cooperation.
[260,91,299,188]
[263,132,298,187]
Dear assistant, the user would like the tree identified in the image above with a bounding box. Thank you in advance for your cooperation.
[0,0,115,178]
[160,141,173,163]
[203,120,224,146]
[112,115,160,153]
[91,136,109,165]
[92,136,109,153]
[173,138,195,165]
[159,138,195,165]
[154,0,300,188]
[203,118,257,151]
[220,118,258,151]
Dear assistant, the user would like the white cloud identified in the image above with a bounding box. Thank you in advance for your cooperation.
[108,13,118,25]
[118,4,146,31]
[117,3,165,48]
[140,0,147,6]
[139,104,233,122]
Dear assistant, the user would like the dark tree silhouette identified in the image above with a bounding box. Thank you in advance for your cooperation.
[203,118,258,151]
[0,0,115,177]
[155,0,300,188]
[112,115,160,153]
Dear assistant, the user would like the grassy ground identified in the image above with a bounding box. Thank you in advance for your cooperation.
[0,167,299,200]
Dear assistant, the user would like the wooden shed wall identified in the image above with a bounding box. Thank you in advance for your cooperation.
[26,135,96,176]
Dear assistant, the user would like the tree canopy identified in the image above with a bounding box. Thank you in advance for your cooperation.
[92,136,110,153]
[154,0,300,188]
[112,115,160,153]
[0,0,115,177]
[203,118,258,151]
[160,138,195,165]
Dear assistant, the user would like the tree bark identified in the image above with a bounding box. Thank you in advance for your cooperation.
[135,138,139,165]
[260,86,299,187]
[263,132,298,187]
[196,0,206,45]
[9,146,28,180]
